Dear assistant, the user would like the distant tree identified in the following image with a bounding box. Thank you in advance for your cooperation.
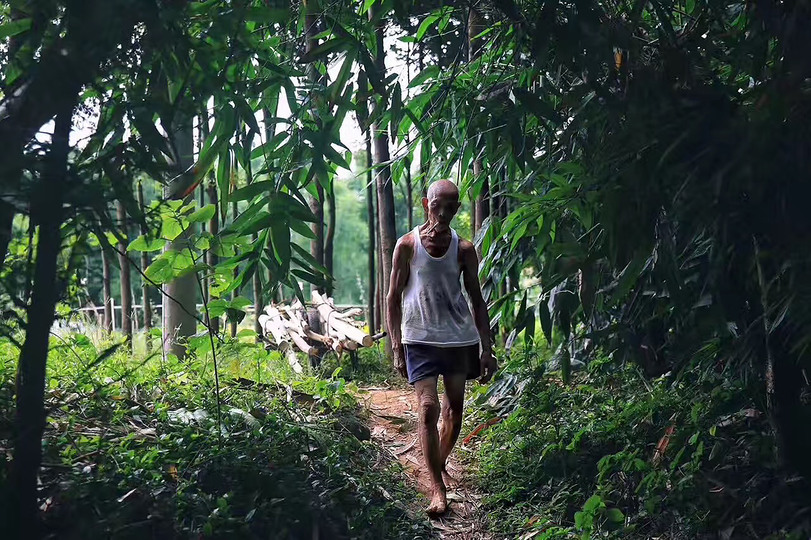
[116,200,133,345]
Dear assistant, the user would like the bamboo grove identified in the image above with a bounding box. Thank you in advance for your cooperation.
[2,0,811,537]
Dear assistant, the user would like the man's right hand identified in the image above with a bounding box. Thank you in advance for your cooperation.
[393,343,407,378]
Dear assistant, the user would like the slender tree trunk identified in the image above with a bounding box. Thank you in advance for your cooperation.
[325,182,336,296]
[102,247,113,332]
[137,181,152,347]
[230,200,238,339]
[365,133,376,332]
[304,0,325,292]
[207,179,220,334]
[469,5,488,248]
[262,106,278,303]
[252,233,263,340]
[116,200,133,345]
[162,118,198,359]
[417,40,429,206]
[0,202,13,269]
[10,103,72,539]
[405,159,413,231]
[370,6,397,352]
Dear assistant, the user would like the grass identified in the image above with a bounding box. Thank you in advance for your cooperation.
[0,328,435,539]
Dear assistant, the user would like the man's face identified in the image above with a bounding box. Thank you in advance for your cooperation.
[423,192,461,228]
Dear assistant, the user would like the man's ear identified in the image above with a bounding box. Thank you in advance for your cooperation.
[422,197,429,211]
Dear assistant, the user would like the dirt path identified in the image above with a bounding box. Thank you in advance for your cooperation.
[360,387,490,539]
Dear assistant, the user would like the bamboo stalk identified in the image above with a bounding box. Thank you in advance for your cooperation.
[289,330,317,356]
[313,291,373,347]
[286,348,303,374]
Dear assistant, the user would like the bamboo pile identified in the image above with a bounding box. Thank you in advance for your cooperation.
[257,291,377,373]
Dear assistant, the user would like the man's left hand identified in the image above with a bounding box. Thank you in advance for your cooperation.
[479,350,497,384]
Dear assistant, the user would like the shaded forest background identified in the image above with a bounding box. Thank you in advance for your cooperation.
[3,0,811,538]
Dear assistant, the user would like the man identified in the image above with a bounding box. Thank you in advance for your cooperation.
[386,179,497,516]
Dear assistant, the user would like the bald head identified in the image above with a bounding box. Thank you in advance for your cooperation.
[423,179,462,229]
[426,179,459,202]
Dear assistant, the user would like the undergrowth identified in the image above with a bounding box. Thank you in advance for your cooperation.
[0,331,433,539]
[467,350,811,540]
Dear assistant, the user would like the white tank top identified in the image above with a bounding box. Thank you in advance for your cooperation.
[401,226,481,347]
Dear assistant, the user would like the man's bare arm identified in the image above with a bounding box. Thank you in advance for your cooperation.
[460,240,497,382]
[386,236,413,376]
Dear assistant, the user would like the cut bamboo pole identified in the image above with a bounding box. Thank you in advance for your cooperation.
[289,330,317,356]
[286,348,303,374]
[341,339,359,351]
[312,291,373,347]
[340,308,363,318]
[258,313,291,352]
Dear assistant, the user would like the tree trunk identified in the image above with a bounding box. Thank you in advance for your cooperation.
[10,103,72,539]
[365,131,376,333]
[304,0,325,292]
[370,6,397,353]
[102,247,113,332]
[469,5,488,249]
[207,179,220,335]
[162,118,198,359]
[136,181,152,347]
[405,158,413,231]
[116,200,133,345]
[325,181,336,296]
[0,201,14,270]
[252,233,263,340]
[230,200,238,339]
[417,40,429,205]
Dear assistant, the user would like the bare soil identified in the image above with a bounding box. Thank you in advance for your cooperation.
[360,387,490,539]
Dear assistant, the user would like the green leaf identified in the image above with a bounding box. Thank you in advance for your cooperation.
[416,8,450,40]
[207,299,229,318]
[538,300,552,346]
[605,508,625,524]
[217,147,232,217]
[299,37,353,64]
[0,18,32,40]
[270,223,291,269]
[611,252,651,304]
[409,65,440,88]
[291,242,328,275]
[291,268,323,285]
[161,217,184,242]
[128,235,166,253]
[144,254,174,284]
[289,218,316,239]
[188,204,216,223]
[231,181,273,202]
[230,296,253,310]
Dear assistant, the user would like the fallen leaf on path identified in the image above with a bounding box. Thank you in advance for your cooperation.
[393,438,417,455]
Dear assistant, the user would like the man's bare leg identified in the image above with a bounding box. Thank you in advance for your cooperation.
[439,373,466,483]
[414,376,446,515]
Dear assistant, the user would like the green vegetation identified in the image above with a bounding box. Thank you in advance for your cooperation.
[0,333,431,539]
[468,348,811,539]
[4,0,811,537]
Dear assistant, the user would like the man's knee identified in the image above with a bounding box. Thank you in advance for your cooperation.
[418,394,440,425]
[443,401,463,425]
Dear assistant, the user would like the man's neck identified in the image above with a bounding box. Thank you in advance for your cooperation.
[420,221,451,241]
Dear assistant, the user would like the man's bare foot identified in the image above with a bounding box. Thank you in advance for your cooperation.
[426,486,447,516]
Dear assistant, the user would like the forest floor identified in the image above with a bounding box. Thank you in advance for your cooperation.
[361,387,490,540]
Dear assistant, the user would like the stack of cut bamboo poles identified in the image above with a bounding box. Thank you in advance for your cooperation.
[257,291,376,373]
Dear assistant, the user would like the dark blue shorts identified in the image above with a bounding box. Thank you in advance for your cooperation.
[403,343,481,384]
